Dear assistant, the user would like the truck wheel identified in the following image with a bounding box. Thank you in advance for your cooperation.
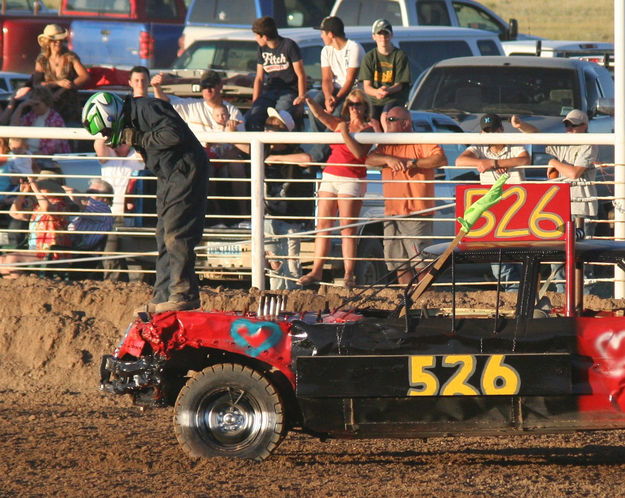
[355,237,390,285]
[174,363,285,461]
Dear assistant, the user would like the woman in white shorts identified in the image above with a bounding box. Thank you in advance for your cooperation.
[300,89,373,288]
[268,89,373,288]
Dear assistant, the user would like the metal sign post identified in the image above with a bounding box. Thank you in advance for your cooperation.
[615,0,625,298]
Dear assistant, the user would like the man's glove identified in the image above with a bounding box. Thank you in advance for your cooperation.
[121,127,144,147]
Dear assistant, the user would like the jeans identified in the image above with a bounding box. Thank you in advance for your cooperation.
[491,263,520,292]
[550,216,596,293]
[264,219,302,290]
[152,162,208,304]
[246,89,297,131]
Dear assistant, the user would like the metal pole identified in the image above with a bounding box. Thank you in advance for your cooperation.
[249,138,265,290]
[614,0,625,298]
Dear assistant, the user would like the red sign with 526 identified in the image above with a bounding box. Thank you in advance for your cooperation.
[455,183,572,242]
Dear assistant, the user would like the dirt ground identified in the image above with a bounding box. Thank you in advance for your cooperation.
[3,276,625,496]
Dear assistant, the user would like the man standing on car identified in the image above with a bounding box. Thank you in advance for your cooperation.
[456,113,530,290]
[83,91,208,314]
[359,19,411,124]
[512,109,598,292]
[365,106,446,285]
[246,16,307,131]
[122,95,208,313]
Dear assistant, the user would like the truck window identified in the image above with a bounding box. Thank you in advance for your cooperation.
[584,71,602,110]
[64,0,131,14]
[333,0,402,27]
[477,39,500,56]
[399,40,472,79]
[416,0,452,25]
[187,0,254,24]
[146,0,179,18]
[187,0,327,27]
[411,66,581,117]
[173,41,259,72]
[452,1,502,34]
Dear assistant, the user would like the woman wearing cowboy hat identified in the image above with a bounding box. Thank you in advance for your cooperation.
[32,24,89,123]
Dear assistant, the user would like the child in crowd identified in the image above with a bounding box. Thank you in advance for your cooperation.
[206,103,234,159]
[0,138,33,206]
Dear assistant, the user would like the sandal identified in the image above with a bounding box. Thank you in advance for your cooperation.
[299,274,322,286]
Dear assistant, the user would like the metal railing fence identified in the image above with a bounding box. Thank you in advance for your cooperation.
[0,126,620,294]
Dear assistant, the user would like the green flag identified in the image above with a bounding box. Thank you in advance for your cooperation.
[457,173,509,233]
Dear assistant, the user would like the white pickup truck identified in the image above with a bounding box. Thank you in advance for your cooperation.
[330,0,520,40]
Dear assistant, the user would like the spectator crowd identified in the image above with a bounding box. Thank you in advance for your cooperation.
[0,16,600,294]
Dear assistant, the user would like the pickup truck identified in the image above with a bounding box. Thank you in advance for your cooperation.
[63,0,187,69]
[407,56,614,139]
[330,0,520,41]
[181,0,331,52]
[502,39,614,72]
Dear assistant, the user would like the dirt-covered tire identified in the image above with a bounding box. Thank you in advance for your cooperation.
[173,363,286,461]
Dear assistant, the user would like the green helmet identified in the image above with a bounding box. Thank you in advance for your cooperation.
[81,91,125,147]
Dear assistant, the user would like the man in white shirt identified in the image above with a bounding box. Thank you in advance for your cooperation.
[151,70,249,217]
[151,70,246,140]
[310,16,364,161]
[94,138,145,281]
[456,113,530,291]
[94,139,145,220]
[316,16,364,115]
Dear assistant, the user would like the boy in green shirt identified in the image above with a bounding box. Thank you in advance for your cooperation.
[359,18,411,123]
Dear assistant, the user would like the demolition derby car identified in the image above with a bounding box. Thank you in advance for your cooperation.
[100,181,625,461]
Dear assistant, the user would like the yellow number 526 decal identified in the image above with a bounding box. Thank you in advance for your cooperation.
[408,354,521,396]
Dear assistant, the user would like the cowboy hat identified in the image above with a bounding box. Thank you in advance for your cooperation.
[37,24,68,47]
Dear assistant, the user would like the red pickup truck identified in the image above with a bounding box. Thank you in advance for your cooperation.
[0,0,186,74]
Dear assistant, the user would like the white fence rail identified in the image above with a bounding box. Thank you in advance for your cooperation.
[0,126,621,294]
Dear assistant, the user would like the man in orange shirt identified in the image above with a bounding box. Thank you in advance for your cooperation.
[365,106,447,284]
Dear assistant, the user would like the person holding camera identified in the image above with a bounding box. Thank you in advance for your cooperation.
[0,176,71,278]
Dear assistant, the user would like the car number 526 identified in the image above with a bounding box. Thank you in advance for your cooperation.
[407,354,521,396]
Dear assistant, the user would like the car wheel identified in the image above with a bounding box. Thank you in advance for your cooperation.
[355,237,391,285]
[174,363,285,461]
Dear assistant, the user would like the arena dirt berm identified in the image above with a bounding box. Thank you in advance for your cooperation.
[3,276,625,495]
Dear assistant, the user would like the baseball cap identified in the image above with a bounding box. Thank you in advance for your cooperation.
[562,109,588,126]
[200,70,221,89]
[315,16,345,37]
[372,18,393,35]
[267,107,295,131]
[480,113,503,131]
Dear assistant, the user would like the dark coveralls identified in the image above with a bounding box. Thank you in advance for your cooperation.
[124,97,208,304]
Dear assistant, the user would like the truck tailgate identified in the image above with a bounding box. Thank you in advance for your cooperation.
[70,20,182,68]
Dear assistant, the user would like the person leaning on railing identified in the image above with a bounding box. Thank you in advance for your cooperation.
[263,108,317,290]
[365,105,447,286]
[265,89,374,288]
[456,113,529,291]
[512,109,598,293]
